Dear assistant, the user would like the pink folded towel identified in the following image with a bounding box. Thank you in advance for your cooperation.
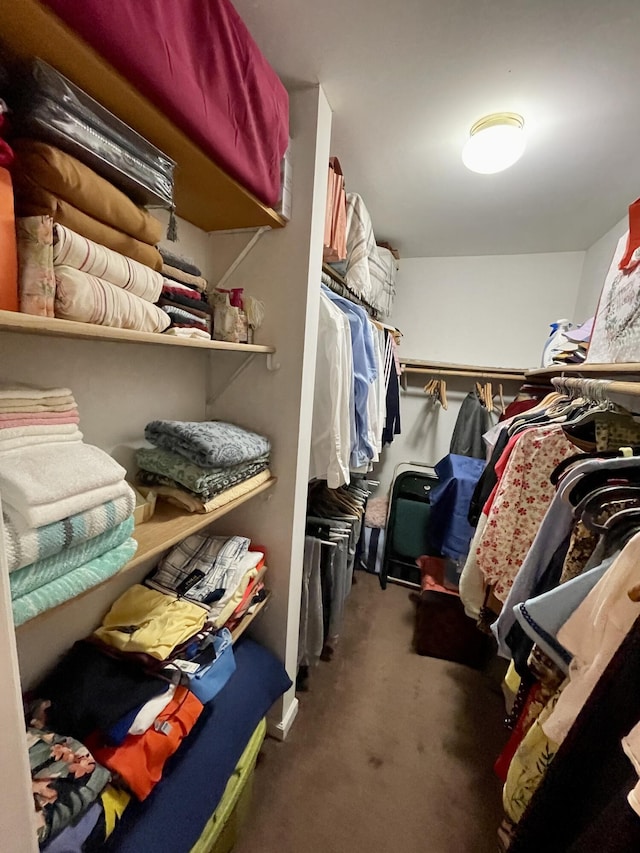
[0,413,80,428]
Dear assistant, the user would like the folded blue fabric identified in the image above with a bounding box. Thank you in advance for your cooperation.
[12,538,138,626]
[144,420,270,468]
[513,557,613,673]
[104,639,292,853]
[186,628,236,704]
[10,517,134,600]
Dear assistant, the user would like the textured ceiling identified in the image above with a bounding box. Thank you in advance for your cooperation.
[234,0,640,257]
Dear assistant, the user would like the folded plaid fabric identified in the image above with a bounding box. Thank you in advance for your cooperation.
[144,420,270,468]
[145,534,250,607]
[136,446,269,496]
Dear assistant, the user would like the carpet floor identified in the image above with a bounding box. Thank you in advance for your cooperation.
[235,572,508,853]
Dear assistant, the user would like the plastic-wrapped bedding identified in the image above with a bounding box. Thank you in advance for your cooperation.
[11,60,175,209]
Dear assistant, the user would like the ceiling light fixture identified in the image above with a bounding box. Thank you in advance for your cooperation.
[462,112,525,174]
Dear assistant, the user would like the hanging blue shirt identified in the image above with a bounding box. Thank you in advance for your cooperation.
[322,286,377,467]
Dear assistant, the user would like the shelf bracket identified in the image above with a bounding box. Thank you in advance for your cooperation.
[207,353,257,407]
[215,226,270,290]
[266,353,281,372]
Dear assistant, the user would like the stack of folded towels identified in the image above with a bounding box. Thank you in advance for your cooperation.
[26,532,266,847]
[136,419,272,513]
[0,382,137,625]
[11,140,171,333]
[159,247,212,340]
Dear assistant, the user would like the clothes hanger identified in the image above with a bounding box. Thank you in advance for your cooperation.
[568,466,640,506]
[550,448,640,486]
[576,486,640,533]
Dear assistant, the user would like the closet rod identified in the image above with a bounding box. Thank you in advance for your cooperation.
[552,376,640,399]
[403,367,526,381]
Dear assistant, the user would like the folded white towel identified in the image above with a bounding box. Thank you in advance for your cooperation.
[0,432,83,452]
[4,480,135,532]
[0,443,127,528]
[0,382,74,401]
[0,424,81,442]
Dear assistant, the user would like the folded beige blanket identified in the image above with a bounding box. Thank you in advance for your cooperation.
[54,266,170,334]
[53,224,163,303]
[0,383,74,401]
[12,139,163,245]
[14,175,162,271]
[161,263,208,293]
[146,468,272,514]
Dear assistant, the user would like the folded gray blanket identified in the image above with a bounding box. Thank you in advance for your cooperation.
[136,446,269,495]
[144,420,270,469]
[137,458,269,501]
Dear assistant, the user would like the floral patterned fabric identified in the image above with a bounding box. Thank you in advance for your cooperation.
[16,215,56,317]
[476,426,579,602]
[27,718,110,845]
[144,420,270,468]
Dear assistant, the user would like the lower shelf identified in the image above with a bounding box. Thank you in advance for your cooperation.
[14,478,277,629]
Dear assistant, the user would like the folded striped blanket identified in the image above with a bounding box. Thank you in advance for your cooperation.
[12,537,138,626]
[54,266,170,333]
[10,517,134,598]
[136,446,269,497]
[144,420,271,468]
[3,490,135,573]
[53,223,164,303]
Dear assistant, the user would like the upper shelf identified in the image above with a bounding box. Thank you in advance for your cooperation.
[0,0,286,233]
[0,310,275,354]
[400,359,527,382]
[526,363,640,382]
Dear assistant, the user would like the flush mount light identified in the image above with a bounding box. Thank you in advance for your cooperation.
[462,112,525,174]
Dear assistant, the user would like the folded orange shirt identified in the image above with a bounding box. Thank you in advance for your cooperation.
[88,685,203,801]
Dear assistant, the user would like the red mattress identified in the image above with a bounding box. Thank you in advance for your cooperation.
[42,0,289,207]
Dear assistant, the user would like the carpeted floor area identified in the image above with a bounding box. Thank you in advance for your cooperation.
[235,572,508,853]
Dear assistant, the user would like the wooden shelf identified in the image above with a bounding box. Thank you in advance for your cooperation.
[0,0,286,233]
[0,310,275,354]
[526,363,640,382]
[129,477,277,570]
[230,591,271,644]
[15,477,277,629]
[400,359,527,382]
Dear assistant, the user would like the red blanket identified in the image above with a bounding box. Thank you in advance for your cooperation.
[43,0,289,206]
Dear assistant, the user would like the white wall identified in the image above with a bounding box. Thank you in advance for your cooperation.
[375,251,585,492]
[573,215,627,321]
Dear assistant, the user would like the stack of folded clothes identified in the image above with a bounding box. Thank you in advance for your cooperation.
[0,382,137,625]
[25,531,272,849]
[136,419,272,513]
[159,247,212,340]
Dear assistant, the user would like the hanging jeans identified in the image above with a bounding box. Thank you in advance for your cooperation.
[298,537,324,666]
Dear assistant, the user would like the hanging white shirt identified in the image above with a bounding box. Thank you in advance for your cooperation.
[309,292,354,488]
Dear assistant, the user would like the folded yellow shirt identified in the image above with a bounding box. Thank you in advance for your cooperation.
[94,584,206,660]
